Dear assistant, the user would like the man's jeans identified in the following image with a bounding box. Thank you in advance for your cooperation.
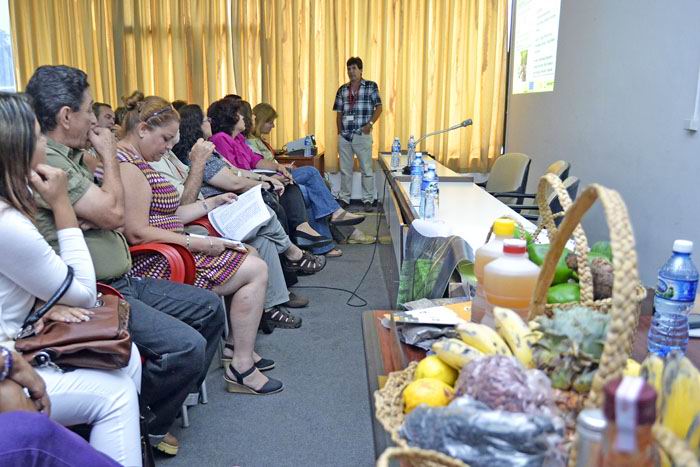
[107,275,225,436]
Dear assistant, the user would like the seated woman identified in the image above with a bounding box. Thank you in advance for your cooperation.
[0,356,119,466]
[116,92,285,393]
[0,93,141,465]
[208,98,353,253]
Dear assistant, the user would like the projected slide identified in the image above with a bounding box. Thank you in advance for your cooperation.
[512,0,561,94]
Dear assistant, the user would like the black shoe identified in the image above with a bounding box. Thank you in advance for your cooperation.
[338,199,350,209]
[259,306,302,332]
[294,231,333,250]
[363,201,373,212]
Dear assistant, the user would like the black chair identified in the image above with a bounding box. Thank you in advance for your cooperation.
[505,176,580,225]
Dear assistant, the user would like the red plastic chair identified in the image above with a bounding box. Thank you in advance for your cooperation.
[128,243,196,285]
[187,216,220,237]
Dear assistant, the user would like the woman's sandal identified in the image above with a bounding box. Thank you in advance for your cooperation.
[259,306,302,334]
[224,364,283,395]
[325,248,343,258]
[285,250,326,275]
[294,230,333,250]
[330,210,365,226]
[220,343,275,371]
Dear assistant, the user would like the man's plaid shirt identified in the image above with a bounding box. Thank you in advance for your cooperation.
[333,79,382,140]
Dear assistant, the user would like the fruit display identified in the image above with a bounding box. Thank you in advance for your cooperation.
[431,338,483,370]
[640,351,700,455]
[531,306,610,393]
[456,322,511,356]
[402,378,455,414]
[493,306,535,368]
[414,355,458,386]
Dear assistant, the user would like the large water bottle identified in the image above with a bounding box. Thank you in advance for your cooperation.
[419,164,439,219]
[409,154,423,205]
[304,135,312,157]
[407,135,416,166]
[390,137,401,170]
[648,240,699,356]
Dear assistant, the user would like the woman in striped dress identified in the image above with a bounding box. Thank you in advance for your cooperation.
[117,92,282,395]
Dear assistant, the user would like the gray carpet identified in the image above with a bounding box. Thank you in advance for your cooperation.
[160,218,391,467]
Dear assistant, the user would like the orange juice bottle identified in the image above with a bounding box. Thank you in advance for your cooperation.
[473,219,516,318]
[483,238,540,319]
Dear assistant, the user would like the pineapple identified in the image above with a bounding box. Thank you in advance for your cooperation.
[531,306,610,393]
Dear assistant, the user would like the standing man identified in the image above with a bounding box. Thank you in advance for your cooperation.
[333,57,382,212]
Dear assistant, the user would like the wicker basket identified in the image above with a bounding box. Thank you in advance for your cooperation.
[374,180,698,467]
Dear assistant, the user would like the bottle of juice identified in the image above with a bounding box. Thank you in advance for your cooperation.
[483,238,540,319]
[472,219,517,319]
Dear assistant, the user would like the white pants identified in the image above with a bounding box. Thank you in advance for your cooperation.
[338,133,375,203]
[38,343,143,467]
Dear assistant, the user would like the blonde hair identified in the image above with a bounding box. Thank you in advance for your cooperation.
[252,103,278,138]
[119,90,179,138]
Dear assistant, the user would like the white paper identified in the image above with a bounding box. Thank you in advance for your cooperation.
[207,184,271,241]
[392,306,466,326]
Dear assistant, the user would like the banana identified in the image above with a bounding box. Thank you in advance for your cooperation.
[685,411,700,455]
[432,338,484,370]
[623,358,641,377]
[456,322,512,356]
[640,353,664,411]
[493,307,535,368]
[660,351,700,442]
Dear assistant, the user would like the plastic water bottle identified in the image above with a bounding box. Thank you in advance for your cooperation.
[648,239,699,357]
[409,154,423,205]
[390,137,401,170]
[419,163,439,218]
[304,135,312,157]
[407,135,416,166]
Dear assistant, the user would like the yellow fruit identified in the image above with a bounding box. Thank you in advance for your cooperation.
[432,338,483,370]
[415,355,458,386]
[403,377,454,413]
[623,358,641,377]
[493,307,535,368]
[457,322,512,356]
[660,352,700,443]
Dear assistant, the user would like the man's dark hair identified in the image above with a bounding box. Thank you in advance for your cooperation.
[207,98,241,135]
[224,94,241,101]
[92,102,111,117]
[25,65,90,132]
[346,57,363,70]
[171,100,187,111]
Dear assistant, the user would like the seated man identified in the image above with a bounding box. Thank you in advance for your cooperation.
[26,65,224,457]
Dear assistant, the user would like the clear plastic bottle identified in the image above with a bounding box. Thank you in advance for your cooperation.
[407,135,416,166]
[419,163,439,218]
[647,239,699,357]
[474,219,517,285]
[304,135,312,157]
[409,152,424,205]
[483,238,541,319]
[390,137,401,170]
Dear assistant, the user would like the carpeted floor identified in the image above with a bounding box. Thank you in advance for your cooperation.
[160,213,392,467]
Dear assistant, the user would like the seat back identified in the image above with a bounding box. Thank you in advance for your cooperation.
[548,176,580,226]
[545,160,570,180]
[485,153,532,194]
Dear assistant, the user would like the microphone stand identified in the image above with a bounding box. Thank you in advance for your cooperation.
[401,119,473,174]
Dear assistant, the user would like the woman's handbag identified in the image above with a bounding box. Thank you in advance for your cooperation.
[14,267,132,370]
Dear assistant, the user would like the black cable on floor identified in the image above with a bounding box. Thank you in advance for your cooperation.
[294,175,388,308]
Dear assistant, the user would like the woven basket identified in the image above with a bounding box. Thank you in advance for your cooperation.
[374,180,698,467]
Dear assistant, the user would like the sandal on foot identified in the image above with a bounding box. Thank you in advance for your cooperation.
[220,343,275,371]
[294,231,332,250]
[286,250,325,275]
[260,306,302,330]
[325,248,343,258]
[153,432,179,456]
[330,210,365,226]
[224,364,283,395]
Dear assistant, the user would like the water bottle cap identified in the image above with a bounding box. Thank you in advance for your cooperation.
[492,218,516,236]
[673,239,693,254]
[503,238,527,254]
[428,163,436,169]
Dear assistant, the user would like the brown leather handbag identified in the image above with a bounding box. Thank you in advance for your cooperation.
[14,267,132,370]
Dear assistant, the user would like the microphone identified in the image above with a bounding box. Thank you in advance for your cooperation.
[401,119,473,174]
[415,118,473,145]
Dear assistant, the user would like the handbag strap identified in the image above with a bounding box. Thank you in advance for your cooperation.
[18,266,74,336]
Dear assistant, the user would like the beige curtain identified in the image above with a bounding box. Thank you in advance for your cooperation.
[11,0,507,171]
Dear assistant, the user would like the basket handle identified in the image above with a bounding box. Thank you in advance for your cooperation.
[533,174,595,303]
[377,447,468,467]
[529,184,642,408]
